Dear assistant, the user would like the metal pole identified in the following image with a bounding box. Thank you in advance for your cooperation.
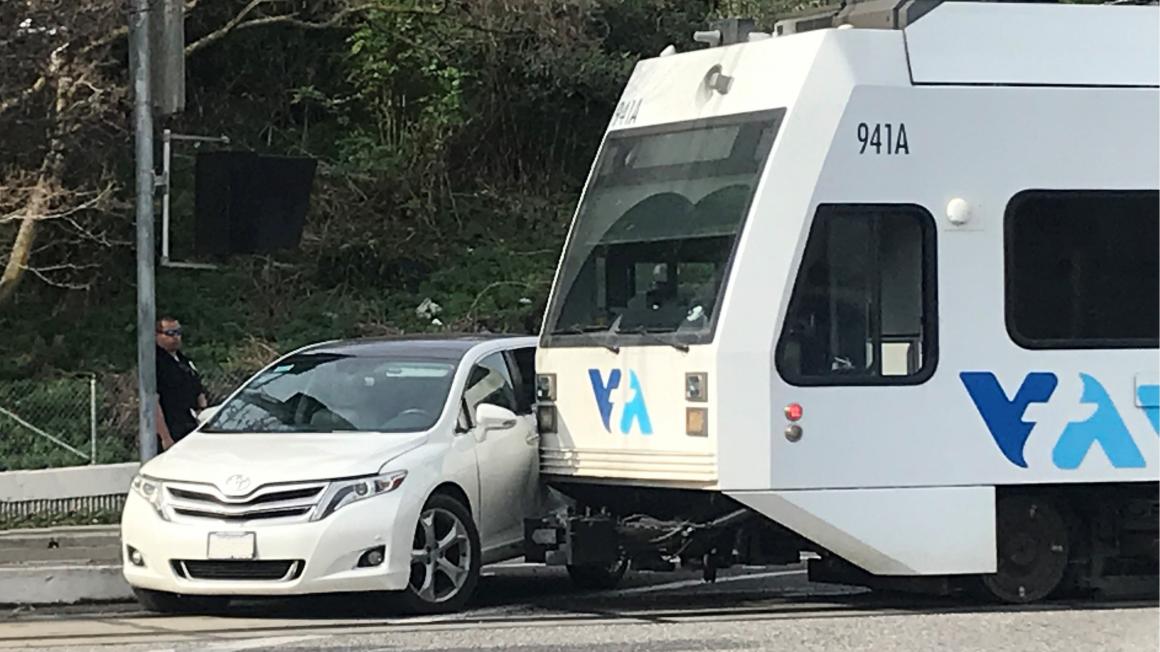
[131,0,158,462]
[161,129,171,265]
[89,375,97,465]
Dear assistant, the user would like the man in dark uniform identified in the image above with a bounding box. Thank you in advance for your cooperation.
[155,316,207,451]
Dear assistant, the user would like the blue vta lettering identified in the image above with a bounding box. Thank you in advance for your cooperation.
[960,371,1057,468]
[589,368,619,432]
[1052,374,1145,469]
[961,371,1147,470]
[588,368,653,435]
[1138,384,1159,435]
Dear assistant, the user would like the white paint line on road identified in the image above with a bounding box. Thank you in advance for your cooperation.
[202,635,323,651]
[601,569,806,597]
[141,635,325,652]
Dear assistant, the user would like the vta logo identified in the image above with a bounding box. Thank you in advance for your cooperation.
[588,368,653,435]
[960,371,1159,470]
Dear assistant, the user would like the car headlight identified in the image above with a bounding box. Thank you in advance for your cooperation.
[130,474,169,521]
[310,471,407,522]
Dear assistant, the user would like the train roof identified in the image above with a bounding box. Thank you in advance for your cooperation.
[902,2,1159,87]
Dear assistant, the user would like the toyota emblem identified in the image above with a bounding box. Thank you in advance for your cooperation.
[224,474,251,495]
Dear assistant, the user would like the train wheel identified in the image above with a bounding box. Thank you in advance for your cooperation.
[981,493,1070,604]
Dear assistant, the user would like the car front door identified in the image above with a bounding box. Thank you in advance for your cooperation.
[462,350,539,555]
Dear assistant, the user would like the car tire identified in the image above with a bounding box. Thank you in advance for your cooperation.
[132,587,230,614]
[398,492,482,614]
[566,556,629,591]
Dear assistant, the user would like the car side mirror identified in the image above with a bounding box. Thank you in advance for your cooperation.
[475,403,518,431]
[197,405,221,425]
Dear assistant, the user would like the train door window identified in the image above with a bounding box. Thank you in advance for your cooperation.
[776,204,937,386]
[1005,190,1159,349]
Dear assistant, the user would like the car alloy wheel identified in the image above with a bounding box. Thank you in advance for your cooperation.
[403,493,480,613]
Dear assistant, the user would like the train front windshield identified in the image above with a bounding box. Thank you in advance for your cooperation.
[543,110,784,347]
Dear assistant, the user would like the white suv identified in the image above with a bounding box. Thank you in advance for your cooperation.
[121,334,544,614]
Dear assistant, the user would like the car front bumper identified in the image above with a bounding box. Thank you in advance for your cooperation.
[120,489,415,596]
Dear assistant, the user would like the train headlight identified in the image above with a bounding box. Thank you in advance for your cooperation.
[536,373,557,401]
[536,404,558,434]
[685,372,708,402]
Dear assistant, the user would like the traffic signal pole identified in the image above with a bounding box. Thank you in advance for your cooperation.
[130,0,158,461]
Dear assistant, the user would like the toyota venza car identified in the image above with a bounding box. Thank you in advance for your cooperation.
[120,334,546,614]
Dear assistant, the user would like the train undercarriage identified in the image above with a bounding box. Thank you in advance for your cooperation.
[524,481,1159,602]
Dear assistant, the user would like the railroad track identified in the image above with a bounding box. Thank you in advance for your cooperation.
[3,581,1155,651]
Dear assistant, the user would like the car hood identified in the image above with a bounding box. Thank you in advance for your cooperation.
[140,431,429,488]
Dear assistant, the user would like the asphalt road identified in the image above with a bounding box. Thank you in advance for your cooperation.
[3,563,1156,652]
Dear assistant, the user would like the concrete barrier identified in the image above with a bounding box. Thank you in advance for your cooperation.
[0,564,132,604]
[0,462,139,501]
[0,467,139,605]
[0,463,138,525]
[0,525,129,605]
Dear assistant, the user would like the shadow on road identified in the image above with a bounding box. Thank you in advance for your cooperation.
[174,568,1159,623]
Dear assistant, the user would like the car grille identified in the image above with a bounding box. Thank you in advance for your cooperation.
[164,481,326,523]
[173,560,304,581]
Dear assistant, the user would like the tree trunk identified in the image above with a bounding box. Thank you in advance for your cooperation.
[0,60,70,308]
[0,186,45,305]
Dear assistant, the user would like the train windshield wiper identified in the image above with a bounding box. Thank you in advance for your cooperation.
[625,326,689,353]
[550,324,620,353]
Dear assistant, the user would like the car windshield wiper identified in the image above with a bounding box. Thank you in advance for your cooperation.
[625,326,689,353]
[550,324,619,353]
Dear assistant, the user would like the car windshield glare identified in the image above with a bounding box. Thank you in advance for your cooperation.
[202,353,457,434]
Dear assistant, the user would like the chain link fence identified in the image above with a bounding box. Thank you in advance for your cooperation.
[0,367,254,472]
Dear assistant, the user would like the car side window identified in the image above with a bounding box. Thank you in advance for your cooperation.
[462,352,519,421]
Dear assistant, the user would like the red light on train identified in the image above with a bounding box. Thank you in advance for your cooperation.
[784,403,803,422]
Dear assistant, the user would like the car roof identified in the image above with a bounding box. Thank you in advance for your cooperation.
[294,332,537,361]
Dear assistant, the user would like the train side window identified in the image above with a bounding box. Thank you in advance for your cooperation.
[775,204,938,386]
[1005,190,1159,349]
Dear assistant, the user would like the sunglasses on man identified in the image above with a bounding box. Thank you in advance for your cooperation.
[159,328,183,337]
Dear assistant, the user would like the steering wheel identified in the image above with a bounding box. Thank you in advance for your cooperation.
[397,408,434,420]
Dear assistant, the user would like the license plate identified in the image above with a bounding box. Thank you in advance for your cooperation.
[207,532,256,560]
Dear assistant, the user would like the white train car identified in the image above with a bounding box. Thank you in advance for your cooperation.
[525,0,1159,602]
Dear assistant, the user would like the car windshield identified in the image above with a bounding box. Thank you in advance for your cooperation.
[202,353,457,434]
[542,109,783,346]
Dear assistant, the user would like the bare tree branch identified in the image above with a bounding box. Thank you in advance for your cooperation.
[0,42,68,117]
[185,0,276,55]
[28,262,99,273]
[0,75,47,116]
[225,4,377,32]
[24,266,92,291]
[186,1,450,56]
[0,184,112,225]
